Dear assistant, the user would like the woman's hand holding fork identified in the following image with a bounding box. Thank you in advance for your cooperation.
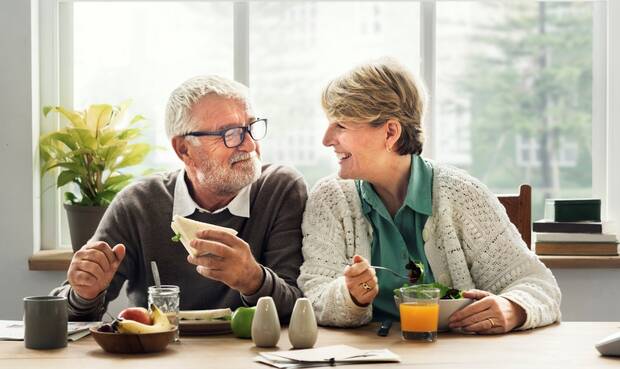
[344,255,379,307]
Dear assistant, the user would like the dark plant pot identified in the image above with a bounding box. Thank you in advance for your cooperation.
[64,204,108,252]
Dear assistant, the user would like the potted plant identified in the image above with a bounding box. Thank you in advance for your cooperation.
[39,101,152,252]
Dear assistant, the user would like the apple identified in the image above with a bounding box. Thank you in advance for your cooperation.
[118,307,152,325]
[231,306,256,339]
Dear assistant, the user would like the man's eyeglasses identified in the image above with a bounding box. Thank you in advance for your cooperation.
[183,118,268,148]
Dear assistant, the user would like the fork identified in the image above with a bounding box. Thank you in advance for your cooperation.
[346,263,410,280]
[371,265,410,280]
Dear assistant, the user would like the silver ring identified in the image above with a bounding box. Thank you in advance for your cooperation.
[360,282,372,291]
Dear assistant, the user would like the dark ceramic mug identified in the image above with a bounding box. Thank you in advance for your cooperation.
[23,296,68,349]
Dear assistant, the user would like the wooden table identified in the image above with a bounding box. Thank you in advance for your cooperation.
[1,322,619,368]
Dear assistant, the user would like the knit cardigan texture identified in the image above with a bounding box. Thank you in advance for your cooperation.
[298,163,562,329]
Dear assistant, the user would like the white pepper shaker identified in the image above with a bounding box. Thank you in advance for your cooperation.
[288,298,318,349]
[251,296,281,347]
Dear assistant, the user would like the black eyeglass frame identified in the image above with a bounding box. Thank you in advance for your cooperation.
[182,118,268,148]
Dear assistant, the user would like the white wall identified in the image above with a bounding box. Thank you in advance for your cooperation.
[552,269,620,321]
[608,0,620,233]
[0,0,618,321]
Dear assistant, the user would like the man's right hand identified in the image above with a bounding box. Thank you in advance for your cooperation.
[67,242,126,300]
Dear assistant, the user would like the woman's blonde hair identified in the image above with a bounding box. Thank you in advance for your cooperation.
[321,58,427,155]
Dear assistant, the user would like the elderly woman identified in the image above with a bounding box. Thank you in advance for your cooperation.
[298,58,561,333]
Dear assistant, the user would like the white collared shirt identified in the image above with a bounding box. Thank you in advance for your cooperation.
[172,168,251,218]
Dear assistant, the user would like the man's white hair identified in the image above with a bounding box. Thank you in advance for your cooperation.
[165,75,252,139]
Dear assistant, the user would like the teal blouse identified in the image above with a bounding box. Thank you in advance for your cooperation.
[355,154,434,321]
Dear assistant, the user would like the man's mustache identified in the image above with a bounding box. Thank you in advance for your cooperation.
[229,151,258,164]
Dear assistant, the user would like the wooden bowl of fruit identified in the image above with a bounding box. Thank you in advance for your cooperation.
[91,304,177,354]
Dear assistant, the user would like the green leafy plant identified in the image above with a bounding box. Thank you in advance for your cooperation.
[39,101,152,206]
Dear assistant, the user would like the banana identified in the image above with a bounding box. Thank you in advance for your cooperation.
[116,304,173,334]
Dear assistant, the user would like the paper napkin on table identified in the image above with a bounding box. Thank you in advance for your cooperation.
[255,344,400,368]
[0,320,98,342]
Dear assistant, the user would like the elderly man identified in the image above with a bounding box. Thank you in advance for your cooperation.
[52,75,307,321]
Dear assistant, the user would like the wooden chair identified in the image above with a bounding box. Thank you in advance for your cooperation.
[497,184,532,249]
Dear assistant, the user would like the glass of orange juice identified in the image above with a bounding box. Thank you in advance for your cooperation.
[398,286,440,342]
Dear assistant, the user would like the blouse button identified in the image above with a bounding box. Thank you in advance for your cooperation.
[422,228,429,242]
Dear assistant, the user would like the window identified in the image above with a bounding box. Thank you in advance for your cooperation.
[73,1,234,170]
[250,2,420,186]
[41,0,605,248]
[435,1,598,219]
[41,1,234,248]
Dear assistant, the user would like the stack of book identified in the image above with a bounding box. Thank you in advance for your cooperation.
[534,220,618,256]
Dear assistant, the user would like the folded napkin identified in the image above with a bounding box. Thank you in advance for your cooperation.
[255,344,400,368]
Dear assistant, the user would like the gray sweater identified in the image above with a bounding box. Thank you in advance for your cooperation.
[52,164,307,322]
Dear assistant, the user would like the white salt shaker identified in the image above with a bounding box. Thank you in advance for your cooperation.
[251,296,281,347]
[288,298,318,349]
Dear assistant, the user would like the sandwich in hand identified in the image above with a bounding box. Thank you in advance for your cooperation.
[170,215,237,257]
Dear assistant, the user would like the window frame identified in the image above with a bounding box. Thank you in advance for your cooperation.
[39,0,74,249]
[37,0,610,250]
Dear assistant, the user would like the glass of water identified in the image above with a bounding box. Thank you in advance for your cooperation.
[148,285,180,342]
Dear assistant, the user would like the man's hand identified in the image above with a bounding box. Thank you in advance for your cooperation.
[187,229,263,296]
[67,242,126,300]
[343,255,379,307]
[448,289,527,334]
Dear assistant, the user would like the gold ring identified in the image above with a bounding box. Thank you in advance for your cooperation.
[487,318,495,328]
[360,282,372,291]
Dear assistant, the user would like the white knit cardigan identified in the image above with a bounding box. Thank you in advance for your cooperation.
[298,163,561,329]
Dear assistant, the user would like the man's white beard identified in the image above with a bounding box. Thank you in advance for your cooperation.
[195,151,262,196]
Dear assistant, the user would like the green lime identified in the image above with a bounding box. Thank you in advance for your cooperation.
[231,306,256,339]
